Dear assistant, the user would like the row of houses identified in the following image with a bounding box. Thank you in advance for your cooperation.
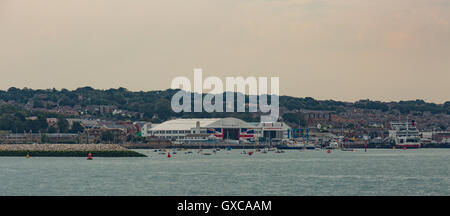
[0,133,89,144]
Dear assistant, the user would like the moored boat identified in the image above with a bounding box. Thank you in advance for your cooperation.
[390,121,421,148]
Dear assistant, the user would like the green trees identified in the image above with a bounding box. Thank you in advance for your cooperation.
[0,114,23,132]
[0,104,48,133]
[153,99,172,121]
[59,95,76,107]
[0,104,87,134]
[56,117,69,133]
[282,113,307,127]
[24,116,48,133]
[33,99,45,108]
[101,131,114,142]
[47,126,57,133]
[70,122,84,133]
[0,87,449,123]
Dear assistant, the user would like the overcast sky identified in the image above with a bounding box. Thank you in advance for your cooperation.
[1,0,449,103]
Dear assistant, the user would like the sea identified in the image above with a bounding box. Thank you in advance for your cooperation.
[0,148,449,196]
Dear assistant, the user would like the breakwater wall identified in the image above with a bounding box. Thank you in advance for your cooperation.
[0,144,146,157]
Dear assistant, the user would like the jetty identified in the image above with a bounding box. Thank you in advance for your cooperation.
[0,144,146,157]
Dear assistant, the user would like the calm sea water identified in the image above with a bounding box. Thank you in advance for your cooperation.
[0,149,449,196]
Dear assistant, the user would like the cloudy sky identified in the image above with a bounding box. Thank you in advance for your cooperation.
[1,0,449,103]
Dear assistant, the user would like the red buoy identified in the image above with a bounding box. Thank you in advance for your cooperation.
[327,149,331,153]
[168,152,171,158]
[248,151,253,156]
[87,152,93,160]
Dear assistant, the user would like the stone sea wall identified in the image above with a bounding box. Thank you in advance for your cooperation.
[0,144,147,157]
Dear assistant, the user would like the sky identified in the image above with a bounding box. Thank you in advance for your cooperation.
[0,0,449,103]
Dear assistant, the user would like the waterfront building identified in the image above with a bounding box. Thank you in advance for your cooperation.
[257,122,291,140]
[84,128,127,144]
[147,117,290,142]
[0,133,81,144]
[432,131,450,143]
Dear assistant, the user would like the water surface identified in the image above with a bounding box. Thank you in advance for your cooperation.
[0,149,449,195]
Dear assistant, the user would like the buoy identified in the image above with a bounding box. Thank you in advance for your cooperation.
[327,149,331,153]
[168,152,171,158]
[87,152,93,160]
[26,154,30,158]
[248,151,253,156]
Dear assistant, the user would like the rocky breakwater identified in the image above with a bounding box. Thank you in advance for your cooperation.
[0,144,147,157]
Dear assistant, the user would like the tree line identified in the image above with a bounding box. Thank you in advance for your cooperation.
[0,87,448,124]
[0,104,83,133]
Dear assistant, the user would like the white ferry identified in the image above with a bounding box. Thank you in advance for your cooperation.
[389,121,421,148]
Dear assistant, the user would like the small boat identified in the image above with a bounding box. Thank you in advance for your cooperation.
[185,151,193,154]
[158,152,166,155]
[202,152,212,156]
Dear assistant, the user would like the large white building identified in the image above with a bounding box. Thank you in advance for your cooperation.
[147,117,291,142]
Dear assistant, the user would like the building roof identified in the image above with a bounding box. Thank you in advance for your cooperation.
[67,118,99,126]
[207,118,256,128]
[149,117,256,131]
[150,118,222,131]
